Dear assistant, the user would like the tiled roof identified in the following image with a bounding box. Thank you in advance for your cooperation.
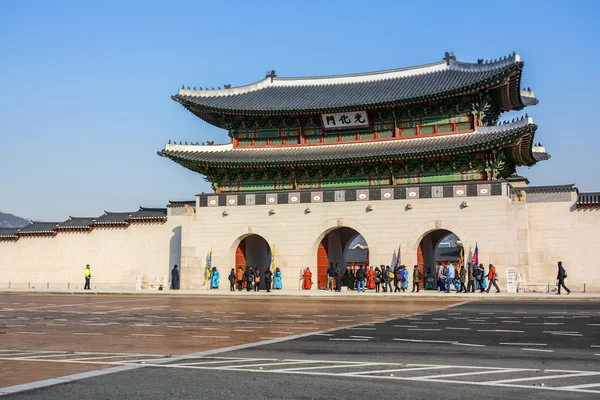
[57,217,96,230]
[0,228,19,239]
[167,200,196,208]
[129,207,167,221]
[173,53,531,114]
[160,117,538,167]
[577,192,600,207]
[19,222,59,234]
[93,212,133,225]
[513,184,577,194]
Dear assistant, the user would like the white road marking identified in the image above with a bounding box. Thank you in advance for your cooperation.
[588,324,600,326]
[500,342,547,346]
[192,335,231,339]
[393,339,454,344]
[329,338,369,341]
[419,368,523,379]
[520,348,554,352]
[349,336,374,339]
[235,329,254,332]
[131,334,164,337]
[346,327,376,330]
[477,329,524,333]
[343,366,451,375]
[445,327,471,331]
[488,372,600,384]
[16,332,45,335]
[408,328,441,331]
[73,333,103,336]
[558,383,600,390]
[452,342,486,347]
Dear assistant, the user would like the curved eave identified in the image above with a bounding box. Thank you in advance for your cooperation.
[159,119,540,170]
[173,66,521,117]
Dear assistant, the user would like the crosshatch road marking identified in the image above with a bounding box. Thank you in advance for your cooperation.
[2,352,600,394]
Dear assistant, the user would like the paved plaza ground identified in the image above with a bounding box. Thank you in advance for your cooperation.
[1,294,599,398]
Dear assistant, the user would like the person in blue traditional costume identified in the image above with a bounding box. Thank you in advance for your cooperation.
[400,265,409,292]
[273,267,283,290]
[476,264,487,292]
[210,267,220,289]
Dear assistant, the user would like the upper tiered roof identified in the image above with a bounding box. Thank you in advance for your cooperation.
[173,52,536,125]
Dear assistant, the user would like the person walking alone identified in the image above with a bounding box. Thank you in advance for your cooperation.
[556,261,571,295]
[374,267,381,293]
[412,265,422,292]
[170,264,179,290]
[485,264,500,293]
[84,265,91,290]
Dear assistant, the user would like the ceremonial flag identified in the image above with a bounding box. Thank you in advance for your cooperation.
[395,244,401,268]
[270,246,276,271]
[459,246,464,269]
[204,248,212,285]
[472,243,479,266]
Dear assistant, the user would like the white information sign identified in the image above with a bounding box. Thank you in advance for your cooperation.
[506,267,517,293]
[321,110,369,130]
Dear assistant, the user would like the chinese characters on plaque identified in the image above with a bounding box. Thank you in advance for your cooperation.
[321,110,369,130]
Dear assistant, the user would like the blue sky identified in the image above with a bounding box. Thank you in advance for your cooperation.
[1,0,598,221]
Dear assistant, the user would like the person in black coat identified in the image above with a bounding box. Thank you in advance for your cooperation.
[557,261,571,295]
[228,268,236,291]
[171,265,180,290]
[245,266,254,291]
[264,267,273,292]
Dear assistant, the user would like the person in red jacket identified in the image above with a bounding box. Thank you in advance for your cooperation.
[485,264,500,293]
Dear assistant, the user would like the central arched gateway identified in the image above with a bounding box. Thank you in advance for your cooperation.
[235,234,271,290]
[317,227,367,290]
[418,229,462,290]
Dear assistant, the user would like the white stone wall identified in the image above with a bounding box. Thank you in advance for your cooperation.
[0,218,182,290]
[1,184,599,292]
[525,193,600,291]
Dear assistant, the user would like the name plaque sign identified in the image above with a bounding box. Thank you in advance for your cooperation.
[321,110,369,130]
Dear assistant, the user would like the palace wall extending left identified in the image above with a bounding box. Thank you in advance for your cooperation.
[0,217,183,290]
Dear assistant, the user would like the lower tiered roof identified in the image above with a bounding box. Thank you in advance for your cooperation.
[160,117,544,168]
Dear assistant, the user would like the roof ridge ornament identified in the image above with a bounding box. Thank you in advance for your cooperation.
[266,70,277,82]
[443,52,456,65]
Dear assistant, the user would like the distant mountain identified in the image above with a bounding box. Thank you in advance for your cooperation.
[0,212,30,228]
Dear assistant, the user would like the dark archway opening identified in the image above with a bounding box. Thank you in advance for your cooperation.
[317,228,368,290]
[418,230,462,290]
[235,234,271,290]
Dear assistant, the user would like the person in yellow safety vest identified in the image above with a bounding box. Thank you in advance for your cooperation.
[84,264,91,290]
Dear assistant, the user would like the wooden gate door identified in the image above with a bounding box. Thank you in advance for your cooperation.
[236,240,246,289]
[417,242,425,287]
[317,236,329,290]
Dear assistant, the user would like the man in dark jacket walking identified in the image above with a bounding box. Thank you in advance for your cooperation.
[557,261,571,295]
[334,263,343,292]
[356,265,366,292]
[326,263,335,291]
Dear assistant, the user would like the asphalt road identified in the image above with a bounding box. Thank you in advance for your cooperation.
[4,301,600,399]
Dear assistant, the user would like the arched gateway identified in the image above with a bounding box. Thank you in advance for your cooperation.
[317,227,368,290]
[234,234,271,290]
